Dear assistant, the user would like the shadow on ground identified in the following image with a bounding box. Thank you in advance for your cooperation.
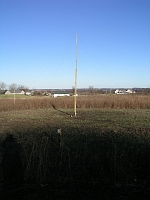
[0,134,24,199]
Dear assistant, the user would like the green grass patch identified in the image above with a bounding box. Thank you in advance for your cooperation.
[0,108,150,134]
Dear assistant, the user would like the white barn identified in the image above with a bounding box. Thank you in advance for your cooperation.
[52,91,70,98]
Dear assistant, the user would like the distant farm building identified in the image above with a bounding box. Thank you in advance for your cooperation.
[115,89,133,94]
[25,92,31,96]
[52,91,70,98]
[5,90,25,95]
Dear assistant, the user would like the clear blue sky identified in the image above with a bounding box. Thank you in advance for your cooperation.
[0,0,150,89]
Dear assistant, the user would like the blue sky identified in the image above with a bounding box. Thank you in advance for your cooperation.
[0,0,150,89]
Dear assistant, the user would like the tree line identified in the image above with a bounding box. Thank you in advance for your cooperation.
[0,82,29,93]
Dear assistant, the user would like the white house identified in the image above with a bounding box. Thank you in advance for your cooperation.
[115,89,133,94]
[126,89,133,94]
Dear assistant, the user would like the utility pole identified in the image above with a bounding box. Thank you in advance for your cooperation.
[74,34,78,117]
[14,90,16,106]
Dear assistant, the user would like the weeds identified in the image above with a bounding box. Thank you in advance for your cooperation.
[0,94,150,112]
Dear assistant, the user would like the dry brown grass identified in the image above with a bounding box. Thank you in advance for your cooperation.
[0,94,150,112]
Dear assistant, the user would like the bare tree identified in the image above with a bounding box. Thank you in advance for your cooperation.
[17,84,29,92]
[9,83,17,91]
[89,86,94,95]
[72,86,75,95]
[0,82,6,90]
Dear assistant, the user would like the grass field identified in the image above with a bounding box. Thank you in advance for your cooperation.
[0,95,150,199]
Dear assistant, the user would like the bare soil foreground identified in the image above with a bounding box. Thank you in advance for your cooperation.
[0,96,150,199]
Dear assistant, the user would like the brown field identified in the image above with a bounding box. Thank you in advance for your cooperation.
[0,94,150,112]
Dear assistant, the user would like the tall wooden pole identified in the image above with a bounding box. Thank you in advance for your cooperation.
[74,34,78,116]
[14,90,15,106]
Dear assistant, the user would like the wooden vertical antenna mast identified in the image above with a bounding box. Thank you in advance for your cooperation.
[74,34,78,116]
